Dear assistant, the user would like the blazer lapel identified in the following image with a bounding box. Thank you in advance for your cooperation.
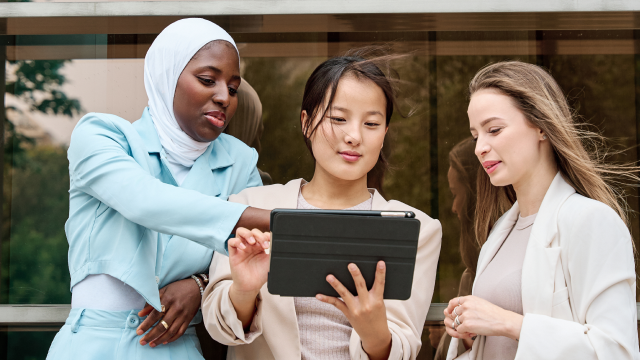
[472,203,520,293]
[521,172,576,316]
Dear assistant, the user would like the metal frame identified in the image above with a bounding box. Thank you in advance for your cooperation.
[2,303,640,329]
[0,0,640,18]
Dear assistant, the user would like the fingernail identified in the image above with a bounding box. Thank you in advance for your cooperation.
[327,275,334,283]
[150,342,156,348]
[316,294,323,301]
[248,236,256,244]
[348,264,357,271]
[239,243,246,250]
[163,342,167,345]
[136,329,143,335]
[378,262,385,269]
[263,241,270,248]
[140,341,146,345]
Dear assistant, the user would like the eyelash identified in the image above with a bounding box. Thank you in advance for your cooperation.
[197,77,238,95]
[329,117,380,127]
[472,127,502,142]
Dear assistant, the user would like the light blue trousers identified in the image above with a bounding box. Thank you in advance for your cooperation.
[46,308,205,360]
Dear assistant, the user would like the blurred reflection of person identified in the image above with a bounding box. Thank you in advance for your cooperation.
[224,79,273,185]
[429,137,482,359]
[47,19,271,360]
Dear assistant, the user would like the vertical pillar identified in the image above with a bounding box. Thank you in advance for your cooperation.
[0,12,7,360]
[427,31,439,303]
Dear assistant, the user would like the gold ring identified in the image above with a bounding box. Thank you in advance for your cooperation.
[161,320,169,330]
[161,305,166,313]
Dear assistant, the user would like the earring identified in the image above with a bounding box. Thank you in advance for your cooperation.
[542,135,547,140]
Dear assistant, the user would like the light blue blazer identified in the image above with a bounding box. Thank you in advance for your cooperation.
[65,108,262,311]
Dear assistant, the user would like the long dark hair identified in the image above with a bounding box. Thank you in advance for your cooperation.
[300,49,403,194]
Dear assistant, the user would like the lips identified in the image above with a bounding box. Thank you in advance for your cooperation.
[482,160,501,175]
[339,150,362,162]
[204,110,226,129]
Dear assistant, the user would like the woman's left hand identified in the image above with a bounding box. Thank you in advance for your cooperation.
[317,261,391,360]
[136,277,202,347]
[443,295,523,344]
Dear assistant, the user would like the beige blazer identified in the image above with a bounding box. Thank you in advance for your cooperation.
[202,179,442,360]
[447,173,640,360]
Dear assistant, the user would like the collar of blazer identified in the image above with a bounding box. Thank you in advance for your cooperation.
[473,172,576,316]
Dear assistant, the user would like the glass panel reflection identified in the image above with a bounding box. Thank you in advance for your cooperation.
[1,22,639,358]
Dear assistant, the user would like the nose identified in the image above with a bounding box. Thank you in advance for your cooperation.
[343,122,362,146]
[212,83,230,109]
[475,137,490,158]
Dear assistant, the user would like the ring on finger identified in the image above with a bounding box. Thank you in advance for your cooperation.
[455,315,462,326]
[458,297,461,306]
[453,305,460,317]
[451,320,456,330]
[160,320,170,330]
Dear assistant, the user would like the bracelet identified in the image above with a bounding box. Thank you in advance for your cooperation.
[199,273,209,284]
[191,275,204,297]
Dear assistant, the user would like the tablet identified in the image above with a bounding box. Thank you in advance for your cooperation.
[268,209,421,300]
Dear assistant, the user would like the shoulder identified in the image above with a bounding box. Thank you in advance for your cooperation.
[74,112,133,132]
[384,199,442,239]
[70,112,140,152]
[557,193,630,246]
[559,193,625,228]
[228,179,302,207]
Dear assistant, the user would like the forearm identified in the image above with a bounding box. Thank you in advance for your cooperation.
[228,285,259,330]
[233,207,270,233]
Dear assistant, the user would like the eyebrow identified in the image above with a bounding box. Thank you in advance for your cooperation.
[198,66,241,82]
[469,117,502,131]
[332,105,384,117]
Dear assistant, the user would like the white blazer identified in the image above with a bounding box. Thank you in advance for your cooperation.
[447,173,639,360]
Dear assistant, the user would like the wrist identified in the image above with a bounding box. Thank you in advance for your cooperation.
[502,312,523,341]
[229,284,259,307]
[361,330,392,360]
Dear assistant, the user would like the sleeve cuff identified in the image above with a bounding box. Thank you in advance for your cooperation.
[220,289,263,343]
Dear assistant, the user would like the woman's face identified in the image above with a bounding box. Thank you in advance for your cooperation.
[447,166,465,221]
[173,41,241,143]
[468,88,547,188]
[303,76,388,182]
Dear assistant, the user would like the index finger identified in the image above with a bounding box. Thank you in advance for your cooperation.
[370,261,386,299]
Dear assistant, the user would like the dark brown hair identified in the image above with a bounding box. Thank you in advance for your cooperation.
[300,49,403,193]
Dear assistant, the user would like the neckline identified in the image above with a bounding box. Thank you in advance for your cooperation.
[515,212,537,230]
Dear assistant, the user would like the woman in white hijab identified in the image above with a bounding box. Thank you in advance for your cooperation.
[46,18,270,359]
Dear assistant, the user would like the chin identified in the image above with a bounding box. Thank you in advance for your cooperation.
[488,172,513,187]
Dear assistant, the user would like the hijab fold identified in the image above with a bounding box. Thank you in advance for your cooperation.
[144,18,239,182]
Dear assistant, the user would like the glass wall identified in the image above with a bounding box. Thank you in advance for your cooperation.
[1,12,639,360]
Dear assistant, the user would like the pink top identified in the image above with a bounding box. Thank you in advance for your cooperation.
[473,212,537,360]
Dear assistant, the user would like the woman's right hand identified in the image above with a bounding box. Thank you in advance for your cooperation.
[228,227,271,329]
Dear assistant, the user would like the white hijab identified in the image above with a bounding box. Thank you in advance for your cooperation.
[144,18,239,183]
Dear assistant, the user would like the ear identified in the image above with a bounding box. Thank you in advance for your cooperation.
[301,110,310,138]
[539,129,547,140]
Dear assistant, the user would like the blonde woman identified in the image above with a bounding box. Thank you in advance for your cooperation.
[445,61,639,359]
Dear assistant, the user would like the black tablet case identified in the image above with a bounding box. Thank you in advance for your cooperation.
[268,209,421,300]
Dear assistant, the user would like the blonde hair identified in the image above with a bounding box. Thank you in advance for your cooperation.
[470,61,640,245]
